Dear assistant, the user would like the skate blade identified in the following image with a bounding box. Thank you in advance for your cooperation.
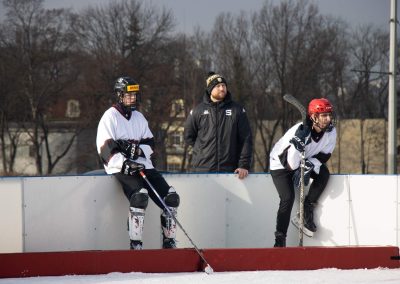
[291,216,314,237]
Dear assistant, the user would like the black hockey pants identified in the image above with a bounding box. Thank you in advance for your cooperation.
[115,168,171,210]
[270,164,330,235]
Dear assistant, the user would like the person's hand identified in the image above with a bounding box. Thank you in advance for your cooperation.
[121,160,145,175]
[289,121,312,152]
[234,168,249,179]
[116,139,139,160]
[292,160,314,189]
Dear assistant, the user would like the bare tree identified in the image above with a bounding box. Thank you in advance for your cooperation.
[176,29,215,171]
[251,0,346,170]
[73,0,189,170]
[346,25,389,119]
[2,0,82,175]
[344,25,389,173]
[0,38,23,174]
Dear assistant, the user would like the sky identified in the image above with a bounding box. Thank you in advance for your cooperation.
[0,0,395,34]
[1,268,400,284]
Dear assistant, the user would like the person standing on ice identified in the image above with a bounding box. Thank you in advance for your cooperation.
[269,98,336,247]
[96,76,180,250]
[184,72,253,179]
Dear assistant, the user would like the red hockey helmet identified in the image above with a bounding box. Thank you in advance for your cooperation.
[308,98,333,116]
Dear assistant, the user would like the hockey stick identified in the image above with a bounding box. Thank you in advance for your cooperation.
[139,171,214,274]
[283,94,306,247]
[283,94,307,123]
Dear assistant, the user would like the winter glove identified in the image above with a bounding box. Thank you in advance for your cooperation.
[121,160,145,176]
[116,140,139,160]
[289,118,312,152]
[292,159,314,189]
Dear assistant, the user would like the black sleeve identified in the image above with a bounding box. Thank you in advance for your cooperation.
[312,152,331,164]
[99,139,120,166]
[140,137,156,166]
[184,109,198,147]
[140,137,155,150]
[237,109,253,170]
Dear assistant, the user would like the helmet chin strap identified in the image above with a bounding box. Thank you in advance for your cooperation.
[121,102,136,113]
[311,117,323,130]
[311,114,334,132]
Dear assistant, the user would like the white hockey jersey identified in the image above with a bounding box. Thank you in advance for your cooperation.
[269,122,336,174]
[96,106,155,174]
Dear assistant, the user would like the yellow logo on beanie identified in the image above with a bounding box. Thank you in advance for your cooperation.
[206,74,223,87]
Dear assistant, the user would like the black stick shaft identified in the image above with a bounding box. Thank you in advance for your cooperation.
[283,94,307,246]
[139,171,213,272]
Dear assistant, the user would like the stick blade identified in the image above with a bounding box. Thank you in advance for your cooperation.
[204,264,214,274]
[283,94,307,123]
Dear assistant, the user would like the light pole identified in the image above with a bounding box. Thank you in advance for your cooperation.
[388,0,397,174]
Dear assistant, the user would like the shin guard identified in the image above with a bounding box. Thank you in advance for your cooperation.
[161,187,180,239]
[128,207,145,241]
[128,188,148,241]
[161,207,177,239]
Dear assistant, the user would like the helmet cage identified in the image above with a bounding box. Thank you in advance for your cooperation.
[114,77,140,109]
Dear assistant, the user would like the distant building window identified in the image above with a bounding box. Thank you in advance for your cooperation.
[29,145,35,157]
[170,99,185,118]
[169,132,183,146]
[66,99,80,118]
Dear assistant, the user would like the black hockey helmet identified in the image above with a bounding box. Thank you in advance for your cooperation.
[114,76,140,109]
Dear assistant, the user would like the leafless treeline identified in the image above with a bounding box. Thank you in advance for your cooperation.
[0,0,393,175]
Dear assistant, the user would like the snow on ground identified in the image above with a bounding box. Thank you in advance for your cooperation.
[1,268,400,284]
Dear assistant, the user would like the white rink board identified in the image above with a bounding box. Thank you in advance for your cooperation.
[165,174,227,248]
[348,175,398,245]
[23,175,161,252]
[0,178,23,253]
[0,173,400,252]
[224,174,277,248]
[312,175,351,246]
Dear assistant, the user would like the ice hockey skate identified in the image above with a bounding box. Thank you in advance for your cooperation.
[130,240,143,250]
[162,236,177,249]
[291,213,314,238]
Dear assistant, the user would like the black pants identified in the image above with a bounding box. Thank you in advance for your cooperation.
[115,168,171,210]
[270,164,330,235]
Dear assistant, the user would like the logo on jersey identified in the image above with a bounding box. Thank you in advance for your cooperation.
[226,109,232,116]
[203,110,209,115]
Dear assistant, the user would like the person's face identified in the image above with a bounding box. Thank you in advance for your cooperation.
[122,92,137,107]
[210,83,227,102]
[312,112,332,132]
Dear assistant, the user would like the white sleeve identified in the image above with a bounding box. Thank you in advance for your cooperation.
[287,145,302,170]
[325,128,337,154]
[308,157,322,174]
[96,111,126,174]
[143,119,154,140]
[96,111,114,154]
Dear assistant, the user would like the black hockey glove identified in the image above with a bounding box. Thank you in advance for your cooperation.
[289,119,312,152]
[292,159,314,189]
[121,160,145,176]
[116,140,139,160]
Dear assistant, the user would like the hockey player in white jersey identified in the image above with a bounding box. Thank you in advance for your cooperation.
[269,98,336,247]
[96,76,180,250]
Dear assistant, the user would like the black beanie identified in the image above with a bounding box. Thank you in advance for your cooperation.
[206,72,227,94]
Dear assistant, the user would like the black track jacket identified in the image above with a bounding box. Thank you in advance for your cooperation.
[184,92,253,172]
